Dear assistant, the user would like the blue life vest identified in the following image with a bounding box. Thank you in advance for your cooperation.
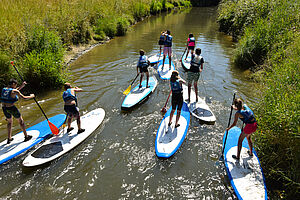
[62,89,77,102]
[190,54,203,73]
[138,55,148,68]
[237,105,256,124]
[170,80,182,93]
[0,88,18,103]
[159,35,165,42]
[164,35,172,47]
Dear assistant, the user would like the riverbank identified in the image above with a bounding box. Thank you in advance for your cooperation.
[217,0,300,198]
[0,0,191,91]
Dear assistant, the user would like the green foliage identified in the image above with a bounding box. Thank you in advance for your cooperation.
[116,17,130,36]
[150,0,163,14]
[132,2,150,21]
[0,51,12,85]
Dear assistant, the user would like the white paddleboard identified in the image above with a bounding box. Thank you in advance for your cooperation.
[223,127,268,200]
[148,53,164,64]
[181,53,191,71]
[182,84,216,124]
[157,59,175,80]
[22,108,105,167]
[155,102,190,158]
[121,76,157,110]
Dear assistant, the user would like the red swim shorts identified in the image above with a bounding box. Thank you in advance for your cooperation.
[244,122,257,134]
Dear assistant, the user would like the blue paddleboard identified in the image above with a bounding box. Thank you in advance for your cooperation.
[223,126,268,200]
[155,102,190,158]
[121,76,158,110]
[0,114,66,165]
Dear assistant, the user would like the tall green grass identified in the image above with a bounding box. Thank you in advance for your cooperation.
[0,0,190,90]
[218,0,300,198]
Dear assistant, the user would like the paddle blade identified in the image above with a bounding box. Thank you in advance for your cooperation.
[123,85,131,95]
[48,121,59,135]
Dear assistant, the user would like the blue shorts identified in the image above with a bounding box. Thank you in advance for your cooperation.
[2,106,21,119]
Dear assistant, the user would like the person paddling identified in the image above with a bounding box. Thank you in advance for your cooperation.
[185,33,195,60]
[158,31,165,56]
[168,71,186,128]
[162,30,172,69]
[186,48,204,103]
[137,49,150,88]
[226,98,258,160]
[0,79,34,144]
[63,83,85,134]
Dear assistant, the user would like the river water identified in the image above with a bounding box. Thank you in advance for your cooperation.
[0,7,260,200]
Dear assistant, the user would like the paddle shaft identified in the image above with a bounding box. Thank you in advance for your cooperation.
[11,62,49,121]
[163,90,172,108]
[131,74,139,86]
[221,92,236,157]
[180,47,187,60]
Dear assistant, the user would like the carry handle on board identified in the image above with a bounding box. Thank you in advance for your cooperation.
[220,92,236,160]
[10,61,59,135]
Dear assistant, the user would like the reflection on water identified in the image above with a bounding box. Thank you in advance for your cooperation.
[0,7,258,199]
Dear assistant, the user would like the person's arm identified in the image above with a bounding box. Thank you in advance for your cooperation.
[16,81,27,91]
[14,89,34,99]
[179,78,186,85]
[73,87,83,92]
[226,112,239,131]
[199,58,204,73]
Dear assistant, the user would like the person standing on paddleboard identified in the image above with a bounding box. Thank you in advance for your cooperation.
[168,70,186,128]
[162,30,172,69]
[158,31,165,56]
[137,49,150,88]
[227,98,258,160]
[0,78,34,144]
[185,33,195,60]
[63,83,85,134]
[186,48,204,103]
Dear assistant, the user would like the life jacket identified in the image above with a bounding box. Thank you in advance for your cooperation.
[188,37,195,47]
[0,88,18,103]
[170,80,182,93]
[138,55,149,67]
[190,54,203,73]
[237,105,256,124]
[159,35,165,42]
[164,35,172,47]
[62,89,77,102]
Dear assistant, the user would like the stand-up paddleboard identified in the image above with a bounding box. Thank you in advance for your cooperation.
[182,84,216,124]
[223,126,268,200]
[157,58,175,80]
[148,53,164,65]
[23,108,105,167]
[155,102,190,158]
[181,52,191,71]
[121,76,158,110]
[0,114,66,165]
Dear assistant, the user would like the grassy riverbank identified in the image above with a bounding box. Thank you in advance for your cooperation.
[0,0,191,90]
[218,0,300,198]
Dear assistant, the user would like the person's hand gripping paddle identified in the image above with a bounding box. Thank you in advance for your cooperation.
[161,91,172,114]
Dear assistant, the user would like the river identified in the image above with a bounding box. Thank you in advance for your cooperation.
[0,7,260,199]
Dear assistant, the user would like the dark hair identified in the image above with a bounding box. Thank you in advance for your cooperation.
[234,98,243,110]
[139,49,145,56]
[8,78,18,85]
[195,48,201,55]
[189,33,193,38]
[64,82,71,90]
[166,30,170,35]
[170,70,179,83]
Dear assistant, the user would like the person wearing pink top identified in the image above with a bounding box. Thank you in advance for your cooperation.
[185,33,195,60]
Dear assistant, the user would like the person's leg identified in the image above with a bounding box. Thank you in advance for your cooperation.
[194,81,198,102]
[246,134,253,155]
[139,73,144,88]
[185,49,190,60]
[234,132,247,159]
[146,72,149,88]
[175,110,181,127]
[67,115,72,129]
[168,48,172,69]
[17,116,28,137]
[6,118,13,140]
[175,95,183,128]
[187,83,192,102]
[168,109,175,126]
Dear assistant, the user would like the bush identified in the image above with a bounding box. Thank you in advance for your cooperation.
[0,51,12,86]
[150,0,163,14]
[132,2,150,21]
[116,17,130,36]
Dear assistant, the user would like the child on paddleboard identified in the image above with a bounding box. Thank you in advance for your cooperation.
[168,70,186,128]
[162,30,172,69]
[158,31,165,56]
[63,83,85,134]
[226,98,257,160]
[0,79,35,144]
[186,48,204,103]
[137,49,150,88]
[185,33,195,60]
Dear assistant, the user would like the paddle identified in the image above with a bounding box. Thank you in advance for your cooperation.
[180,47,187,62]
[123,74,139,95]
[10,61,59,135]
[161,90,172,114]
[200,73,211,103]
[219,92,236,161]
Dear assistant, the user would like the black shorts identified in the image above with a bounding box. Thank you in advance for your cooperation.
[139,66,148,73]
[2,106,21,119]
[188,46,195,50]
[171,92,183,111]
[64,104,79,116]
[158,40,164,45]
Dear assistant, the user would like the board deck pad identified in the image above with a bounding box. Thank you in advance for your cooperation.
[223,127,267,200]
[0,114,66,165]
[121,76,157,110]
[157,59,175,80]
[182,84,216,123]
[155,102,190,158]
[23,108,105,167]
